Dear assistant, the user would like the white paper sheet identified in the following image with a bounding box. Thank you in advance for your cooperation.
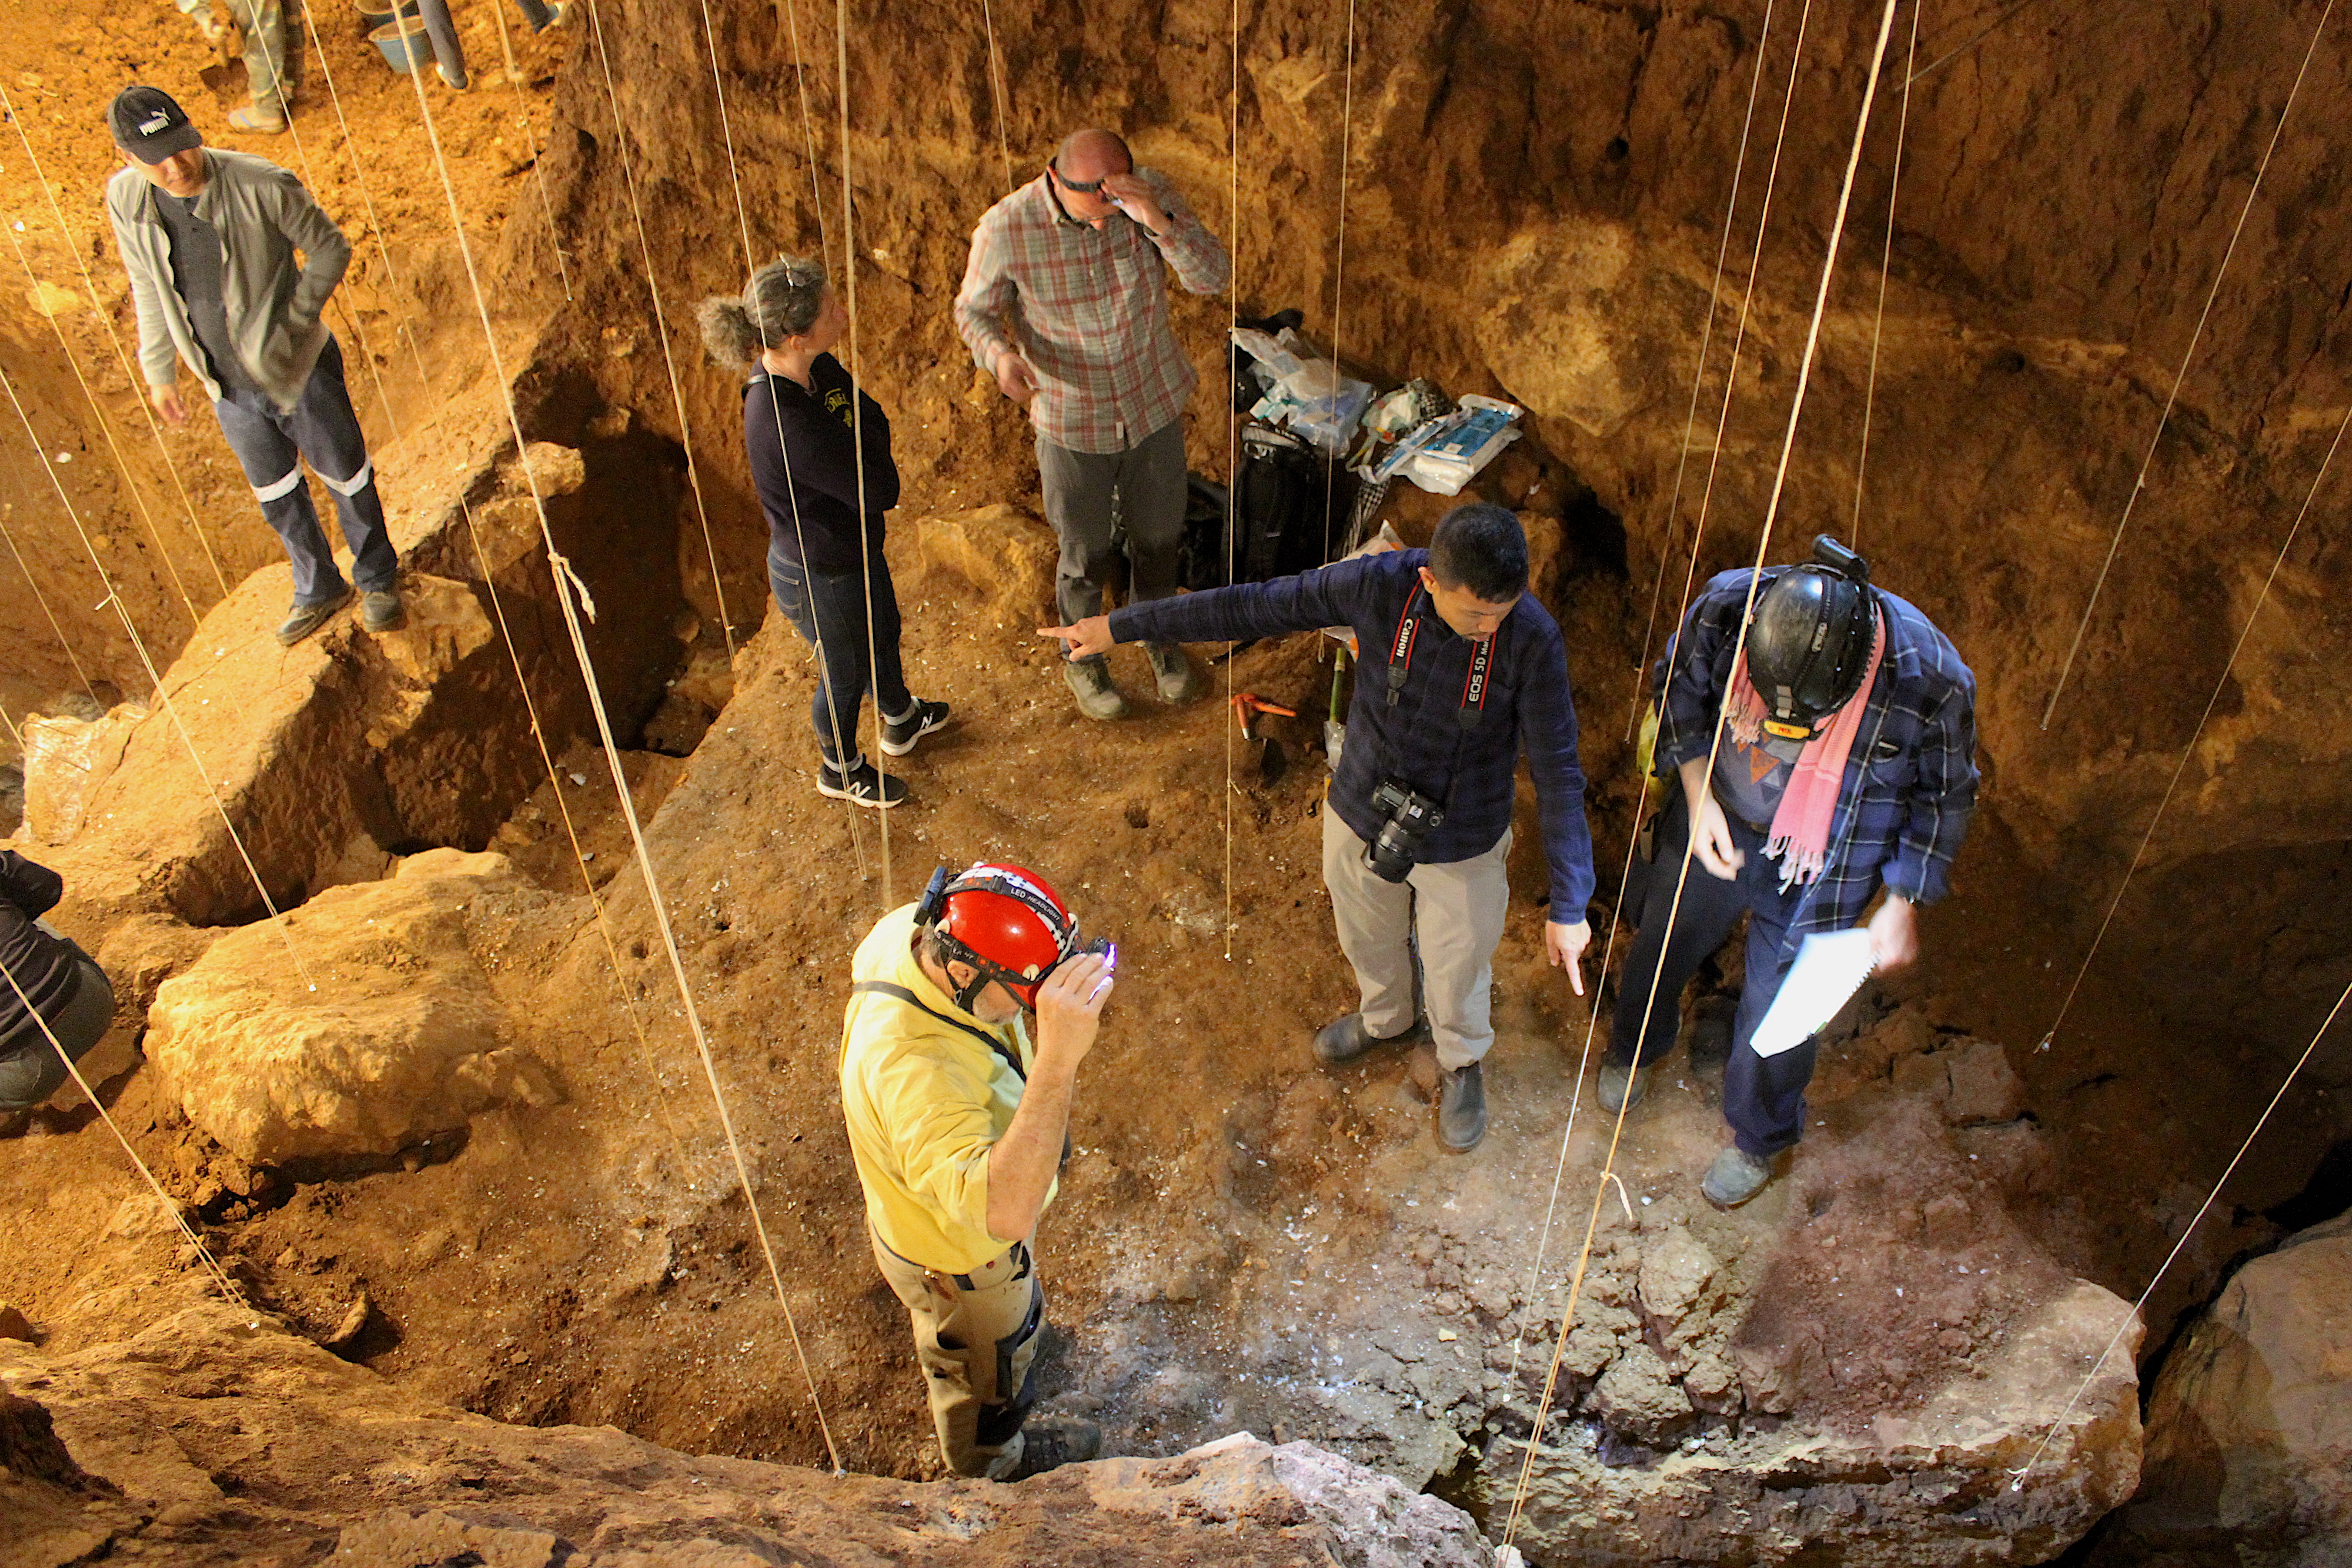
[1750,928,1877,1058]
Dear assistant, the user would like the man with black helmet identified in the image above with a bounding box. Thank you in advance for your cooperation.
[839,862,1113,1479]
[1606,536,1977,1208]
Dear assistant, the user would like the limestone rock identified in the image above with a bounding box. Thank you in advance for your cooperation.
[18,704,142,845]
[2094,1213,2352,1566]
[0,1301,1487,1566]
[1941,1039,2027,1124]
[1506,1280,2141,1566]
[93,913,216,1018]
[1590,1342,1696,1446]
[1476,218,1688,439]
[1085,1432,1492,1567]
[917,503,1058,628]
[144,850,561,1165]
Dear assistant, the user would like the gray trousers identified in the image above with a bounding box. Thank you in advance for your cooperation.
[1321,803,1512,1071]
[213,337,399,607]
[417,0,556,88]
[1036,419,1188,628]
[0,948,115,1113]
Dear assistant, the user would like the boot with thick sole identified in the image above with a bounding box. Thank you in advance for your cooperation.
[1311,1012,1427,1065]
[1701,1145,1779,1209]
[1062,657,1126,721]
[1438,1062,1486,1152]
[276,589,350,646]
[1004,1414,1102,1480]
[1597,1058,1651,1114]
[1144,641,1200,703]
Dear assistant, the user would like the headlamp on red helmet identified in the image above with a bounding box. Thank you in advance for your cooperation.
[916,862,1085,1014]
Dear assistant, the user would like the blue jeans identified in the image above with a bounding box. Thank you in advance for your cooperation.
[770,545,909,767]
[212,337,399,607]
[1609,793,1819,1159]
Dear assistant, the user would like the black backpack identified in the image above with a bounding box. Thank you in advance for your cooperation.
[1180,425,1349,591]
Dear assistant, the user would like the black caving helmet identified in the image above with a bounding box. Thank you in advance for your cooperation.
[1743,535,1879,740]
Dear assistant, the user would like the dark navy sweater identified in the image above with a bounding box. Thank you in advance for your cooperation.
[742,353,899,574]
[1109,549,1597,918]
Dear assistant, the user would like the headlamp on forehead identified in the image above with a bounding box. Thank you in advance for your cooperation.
[1743,536,1878,738]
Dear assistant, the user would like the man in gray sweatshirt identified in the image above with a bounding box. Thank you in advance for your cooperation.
[105,85,402,646]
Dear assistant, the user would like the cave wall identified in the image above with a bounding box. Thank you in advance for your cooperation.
[522,0,2352,904]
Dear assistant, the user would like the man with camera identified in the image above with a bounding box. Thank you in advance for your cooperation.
[839,862,1114,1480]
[955,127,1230,721]
[1042,503,1594,1153]
[1609,537,1977,1208]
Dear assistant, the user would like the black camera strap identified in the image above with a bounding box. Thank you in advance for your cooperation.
[1383,588,1499,730]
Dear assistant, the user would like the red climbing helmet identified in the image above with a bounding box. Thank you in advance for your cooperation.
[917,862,1080,1011]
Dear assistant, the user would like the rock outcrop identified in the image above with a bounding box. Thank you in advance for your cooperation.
[2089,1212,2352,1567]
[143,850,563,1165]
[0,1296,1494,1567]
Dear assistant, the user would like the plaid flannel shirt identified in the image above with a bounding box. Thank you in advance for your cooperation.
[953,169,1231,456]
[1109,550,1598,919]
[1655,570,1978,974]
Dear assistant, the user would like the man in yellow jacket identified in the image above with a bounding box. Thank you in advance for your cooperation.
[839,862,1112,1480]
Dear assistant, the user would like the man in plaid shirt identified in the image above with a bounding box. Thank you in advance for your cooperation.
[1608,547,1977,1207]
[955,128,1230,720]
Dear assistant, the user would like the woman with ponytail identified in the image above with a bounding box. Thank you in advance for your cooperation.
[699,256,949,807]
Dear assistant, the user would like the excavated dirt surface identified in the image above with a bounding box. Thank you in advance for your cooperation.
[3,0,2352,1560]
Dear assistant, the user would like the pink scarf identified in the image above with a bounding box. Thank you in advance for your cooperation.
[1725,606,1886,890]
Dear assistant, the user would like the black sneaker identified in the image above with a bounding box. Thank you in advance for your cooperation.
[1004,1415,1102,1480]
[817,755,906,808]
[878,697,951,757]
[1438,1062,1486,1152]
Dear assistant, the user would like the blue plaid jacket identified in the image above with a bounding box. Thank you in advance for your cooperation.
[1110,549,1597,918]
[1656,570,1978,971]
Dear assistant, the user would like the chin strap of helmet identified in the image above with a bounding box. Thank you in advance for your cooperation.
[913,864,1074,1013]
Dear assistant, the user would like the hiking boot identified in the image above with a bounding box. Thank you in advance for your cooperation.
[226,102,288,134]
[878,697,951,757]
[1062,657,1126,721]
[437,62,472,90]
[1144,641,1200,703]
[1311,1012,1426,1065]
[1702,1145,1778,1209]
[1688,994,1738,1074]
[359,588,406,634]
[276,590,350,646]
[532,0,568,29]
[1437,1062,1486,1152]
[1598,1058,1651,1114]
[817,754,906,808]
[1004,1414,1101,1480]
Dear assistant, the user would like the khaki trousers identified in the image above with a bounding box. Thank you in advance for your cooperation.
[1321,801,1512,1070]
[869,1223,1045,1479]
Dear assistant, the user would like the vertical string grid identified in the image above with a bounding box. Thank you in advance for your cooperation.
[2040,0,2335,730]
[1622,0,1808,743]
[1499,0,1903,1549]
[580,0,741,661]
[0,361,322,994]
[0,957,245,1304]
[978,0,1015,192]
[2039,401,2352,1054]
[0,79,229,606]
[1850,0,1920,549]
[835,0,895,901]
[392,39,843,1473]
[691,0,871,875]
[0,499,101,704]
[1222,0,1241,960]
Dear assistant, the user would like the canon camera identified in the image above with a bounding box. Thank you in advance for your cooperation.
[1364,781,1445,884]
